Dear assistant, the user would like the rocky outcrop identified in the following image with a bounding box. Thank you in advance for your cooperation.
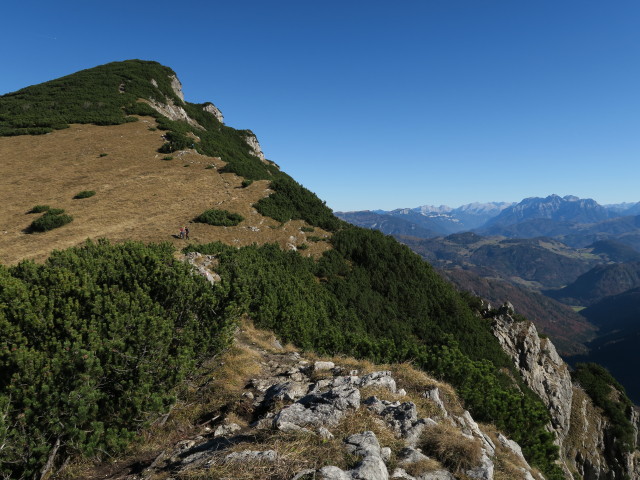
[169,74,185,102]
[490,302,573,443]
[144,96,203,130]
[243,130,266,161]
[132,335,541,480]
[203,102,224,123]
[489,301,640,480]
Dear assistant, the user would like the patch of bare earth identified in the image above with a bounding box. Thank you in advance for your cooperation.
[0,118,330,265]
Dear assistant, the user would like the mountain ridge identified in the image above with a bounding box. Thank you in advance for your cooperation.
[1,60,638,480]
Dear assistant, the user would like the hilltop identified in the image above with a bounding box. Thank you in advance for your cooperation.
[1,60,638,480]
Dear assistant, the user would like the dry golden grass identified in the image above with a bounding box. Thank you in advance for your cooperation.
[235,318,297,354]
[0,119,331,265]
[402,457,443,477]
[418,422,483,474]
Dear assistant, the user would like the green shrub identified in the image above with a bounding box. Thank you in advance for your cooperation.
[301,226,315,233]
[46,208,66,215]
[158,131,192,153]
[162,155,173,161]
[73,190,96,199]
[29,212,73,232]
[28,205,51,213]
[99,153,108,157]
[297,243,309,250]
[194,209,244,226]
[241,179,254,188]
[0,240,235,479]
[254,176,344,232]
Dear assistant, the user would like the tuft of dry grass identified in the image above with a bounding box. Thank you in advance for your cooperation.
[403,458,443,477]
[417,422,483,474]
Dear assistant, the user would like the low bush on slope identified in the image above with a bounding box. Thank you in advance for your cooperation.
[185,227,564,479]
[0,240,235,479]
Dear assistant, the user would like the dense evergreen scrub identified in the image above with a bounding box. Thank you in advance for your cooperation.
[185,227,564,479]
[194,209,244,226]
[28,208,73,232]
[572,363,635,455]
[254,176,344,231]
[0,241,235,479]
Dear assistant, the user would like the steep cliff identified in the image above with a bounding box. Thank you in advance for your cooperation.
[489,303,640,479]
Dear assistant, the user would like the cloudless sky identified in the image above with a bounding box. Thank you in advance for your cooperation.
[2,1,639,211]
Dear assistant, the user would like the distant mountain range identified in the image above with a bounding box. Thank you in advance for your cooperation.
[337,194,640,251]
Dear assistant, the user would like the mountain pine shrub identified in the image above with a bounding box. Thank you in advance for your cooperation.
[0,240,235,479]
[194,209,244,226]
[29,210,73,232]
[73,190,96,199]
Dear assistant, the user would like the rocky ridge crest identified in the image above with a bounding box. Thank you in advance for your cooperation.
[112,318,543,480]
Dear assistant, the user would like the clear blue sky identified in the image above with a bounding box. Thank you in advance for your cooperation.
[2,1,639,211]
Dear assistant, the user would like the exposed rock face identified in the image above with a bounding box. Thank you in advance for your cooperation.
[491,304,573,443]
[243,130,266,161]
[489,302,640,479]
[203,102,224,123]
[145,96,203,130]
[169,74,185,101]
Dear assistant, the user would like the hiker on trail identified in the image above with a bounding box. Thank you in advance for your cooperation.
[185,227,190,240]
[179,226,185,239]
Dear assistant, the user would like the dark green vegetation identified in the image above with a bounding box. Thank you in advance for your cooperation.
[571,363,635,477]
[194,209,244,227]
[0,241,234,479]
[73,190,96,199]
[28,205,52,214]
[28,208,73,232]
[184,228,564,479]
[254,176,344,232]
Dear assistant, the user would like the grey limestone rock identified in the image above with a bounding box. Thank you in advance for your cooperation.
[424,387,447,416]
[202,102,224,123]
[224,449,278,463]
[274,384,361,429]
[318,466,353,480]
[465,451,494,480]
[243,131,266,161]
[344,431,389,480]
[314,361,336,371]
[213,422,241,438]
[364,396,430,445]
[397,447,430,465]
[360,371,397,393]
[491,314,572,443]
